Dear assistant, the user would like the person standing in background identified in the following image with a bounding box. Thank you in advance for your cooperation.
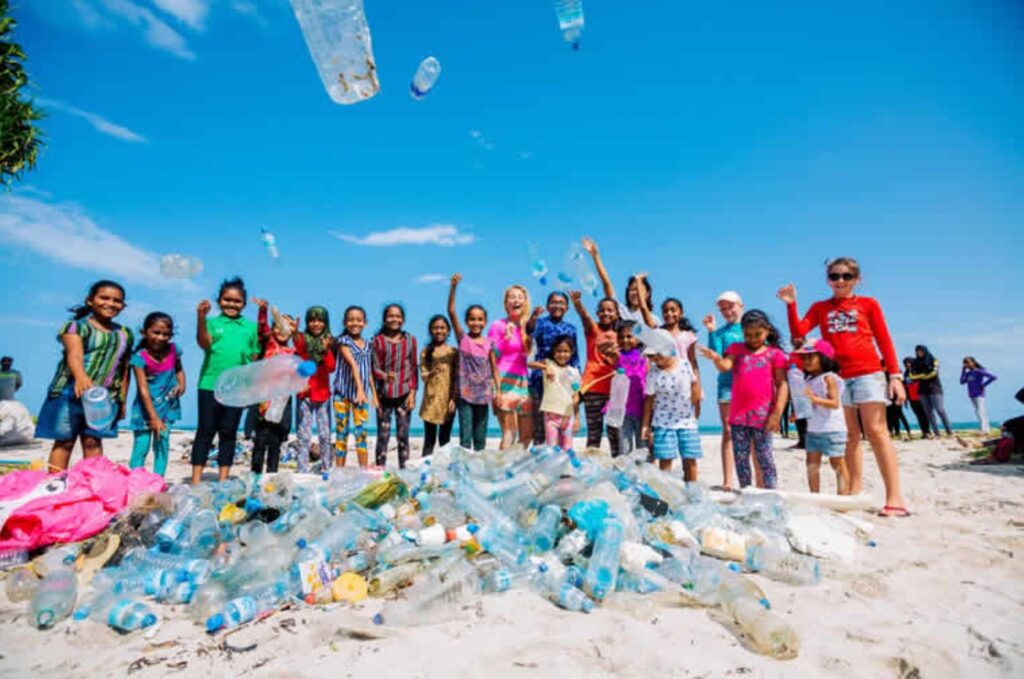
[0,357,22,401]
[909,345,952,438]
[903,357,930,438]
[786,338,813,449]
[960,357,997,434]
[886,372,912,441]
[704,291,746,489]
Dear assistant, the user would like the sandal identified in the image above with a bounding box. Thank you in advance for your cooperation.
[878,505,911,518]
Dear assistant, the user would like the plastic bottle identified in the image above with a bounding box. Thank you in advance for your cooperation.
[206,581,289,633]
[527,242,549,285]
[112,568,189,597]
[288,0,380,105]
[368,561,424,596]
[529,504,563,552]
[121,548,212,584]
[583,516,624,601]
[155,495,202,550]
[82,386,116,430]
[551,581,593,613]
[566,242,598,296]
[469,524,527,567]
[187,508,220,556]
[5,567,38,602]
[0,547,29,569]
[30,568,77,629]
[634,323,676,357]
[159,254,203,279]
[553,0,584,49]
[744,543,820,586]
[410,56,441,99]
[188,581,228,623]
[214,354,317,408]
[604,369,630,429]
[372,558,482,626]
[89,594,159,632]
[719,585,800,659]
[260,227,279,259]
[554,528,589,562]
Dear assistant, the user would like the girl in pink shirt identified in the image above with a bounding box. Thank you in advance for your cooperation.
[488,284,533,449]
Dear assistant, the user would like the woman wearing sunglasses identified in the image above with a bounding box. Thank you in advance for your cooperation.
[777,257,908,517]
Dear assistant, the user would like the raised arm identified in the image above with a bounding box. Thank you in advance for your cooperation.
[582,237,616,300]
[634,273,658,328]
[253,298,271,339]
[697,345,734,373]
[569,290,595,335]
[195,300,212,351]
[777,284,818,339]
[526,306,544,335]
[447,274,465,341]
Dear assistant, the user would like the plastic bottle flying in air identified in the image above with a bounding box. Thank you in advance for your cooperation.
[214,354,317,408]
[159,254,203,280]
[566,242,599,296]
[289,0,380,105]
[527,242,549,285]
[410,56,441,99]
[553,0,585,50]
[260,228,279,260]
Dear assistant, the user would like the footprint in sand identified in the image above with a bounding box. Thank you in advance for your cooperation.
[850,573,889,599]
[967,626,1012,671]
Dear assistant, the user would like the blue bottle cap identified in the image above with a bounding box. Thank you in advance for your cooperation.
[466,523,480,535]
[296,538,308,549]
[297,360,317,377]
[206,613,224,633]
[372,613,384,625]
[141,613,158,628]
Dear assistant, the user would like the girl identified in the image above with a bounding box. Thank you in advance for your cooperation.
[699,310,789,489]
[885,373,912,441]
[191,277,259,484]
[129,312,184,477]
[704,291,746,489]
[488,284,534,449]
[334,306,376,468]
[582,237,660,328]
[903,357,930,438]
[448,274,500,452]
[793,339,850,494]
[908,345,951,438]
[293,306,337,470]
[249,299,296,475]
[526,292,580,446]
[37,280,134,471]
[420,315,457,457]
[778,258,908,516]
[372,304,418,467]
[528,335,581,450]
[960,356,997,434]
[570,289,622,453]
[601,321,648,454]
[641,329,701,481]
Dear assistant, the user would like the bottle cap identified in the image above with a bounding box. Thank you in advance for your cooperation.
[466,523,480,535]
[372,613,384,625]
[296,538,308,549]
[141,613,158,628]
[206,613,224,633]
[297,360,317,377]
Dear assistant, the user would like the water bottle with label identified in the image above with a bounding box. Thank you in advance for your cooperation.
[289,0,380,105]
[553,0,585,49]
[206,580,289,632]
[214,354,317,408]
[583,516,624,601]
[82,386,116,431]
[260,227,279,260]
[527,242,549,286]
[604,369,630,429]
[410,56,441,99]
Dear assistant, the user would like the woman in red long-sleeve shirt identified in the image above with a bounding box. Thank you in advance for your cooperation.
[778,257,908,516]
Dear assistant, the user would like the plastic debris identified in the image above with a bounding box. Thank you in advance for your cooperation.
[410,56,441,99]
[289,0,380,105]
[553,0,584,49]
[260,228,280,260]
[159,254,203,280]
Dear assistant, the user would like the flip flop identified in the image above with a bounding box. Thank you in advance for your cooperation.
[76,533,120,586]
[878,505,911,518]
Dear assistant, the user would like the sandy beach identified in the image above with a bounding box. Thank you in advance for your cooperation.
[0,432,1021,678]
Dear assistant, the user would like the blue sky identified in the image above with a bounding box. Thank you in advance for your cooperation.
[2,0,1021,427]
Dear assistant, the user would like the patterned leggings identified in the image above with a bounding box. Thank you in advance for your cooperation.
[731,424,777,489]
[297,398,332,473]
[582,392,619,453]
[376,395,412,467]
[334,397,369,462]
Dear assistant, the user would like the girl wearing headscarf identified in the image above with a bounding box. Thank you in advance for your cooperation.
[908,345,952,438]
[293,306,337,469]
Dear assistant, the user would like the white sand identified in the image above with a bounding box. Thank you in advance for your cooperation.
[0,432,1022,678]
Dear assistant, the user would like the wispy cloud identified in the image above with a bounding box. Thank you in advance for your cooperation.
[469,129,495,151]
[0,315,54,328]
[152,0,209,30]
[416,274,448,284]
[0,195,190,290]
[70,0,196,60]
[229,0,267,27]
[38,98,147,143]
[329,225,476,247]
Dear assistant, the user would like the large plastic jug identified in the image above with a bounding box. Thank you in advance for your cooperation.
[82,386,116,430]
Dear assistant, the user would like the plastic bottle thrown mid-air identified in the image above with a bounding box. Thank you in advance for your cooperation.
[527,242,549,285]
[261,228,279,260]
[553,0,584,49]
[215,354,317,408]
[410,57,441,99]
[565,242,598,296]
[289,0,380,105]
[159,254,203,280]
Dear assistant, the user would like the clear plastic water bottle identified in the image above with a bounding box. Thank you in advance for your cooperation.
[744,543,820,586]
[0,547,29,569]
[719,585,800,659]
[373,558,482,626]
[214,354,317,408]
[29,568,77,629]
[260,227,280,259]
[552,581,593,612]
[88,594,159,632]
[583,516,624,600]
[553,0,584,49]
[289,0,380,105]
[122,548,212,584]
[82,386,116,431]
[634,324,676,357]
[206,581,289,632]
[5,567,38,602]
[527,242,549,286]
[566,242,599,296]
[604,369,630,429]
[529,504,563,552]
[554,528,589,562]
[159,254,203,279]
[155,495,202,550]
[468,524,527,567]
[187,509,220,556]
[410,56,441,99]
[112,568,189,596]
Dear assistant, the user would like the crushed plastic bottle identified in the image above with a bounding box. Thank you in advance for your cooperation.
[214,354,317,408]
[604,369,630,429]
[159,254,203,280]
[373,557,482,626]
[410,56,441,99]
[82,386,116,430]
[744,543,821,586]
[553,0,584,49]
[289,0,380,105]
[527,242,549,286]
[30,569,77,629]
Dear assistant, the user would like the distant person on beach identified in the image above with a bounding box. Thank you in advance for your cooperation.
[583,237,660,329]
[129,312,184,477]
[489,286,533,449]
[960,387,1024,464]
[786,337,812,449]
[960,357,996,434]
[793,338,850,494]
[334,305,375,467]
[190,277,259,484]
[448,275,499,452]
[0,356,22,401]
[571,289,622,453]
[372,304,418,468]
[779,257,908,517]
[419,314,457,457]
[36,280,133,471]
[908,345,952,438]
[885,371,912,441]
[903,357,931,438]
[527,292,580,446]
[704,290,747,489]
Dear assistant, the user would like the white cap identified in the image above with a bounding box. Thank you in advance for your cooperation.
[642,329,677,356]
[716,290,743,305]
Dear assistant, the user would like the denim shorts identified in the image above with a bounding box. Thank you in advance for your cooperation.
[806,431,847,458]
[717,384,732,404]
[842,371,887,406]
[653,427,703,461]
[35,384,118,441]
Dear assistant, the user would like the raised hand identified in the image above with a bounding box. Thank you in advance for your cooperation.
[569,290,582,305]
[702,314,716,333]
[251,297,268,309]
[450,273,462,288]
[581,237,597,255]
[197,300,212,317]
[697,345,719,361]
[776,283,797,304]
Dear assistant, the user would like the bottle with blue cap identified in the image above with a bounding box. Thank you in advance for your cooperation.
[111,568,189,597]
[527,242,549,285]
[214,355,318,408]
[29,568,77,629]
[206,581,289,633]
[529,504,563,553]
[583,516,624,601]
[155,494,203,550]
[410,56,441,99]
[553,0,584,49]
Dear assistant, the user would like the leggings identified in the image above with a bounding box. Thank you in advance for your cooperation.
[582,392,620,452]
[252,417,290,474]
[297,398,333,472]
[908,399,931,436]
[730,424,777,489]
[543,412,573,450]
[376,395,412,467]
[334,397,369,461]
[919,392,951,436]
[795,418,808,448]
[886,403,911,436]
[131,429,169,476]
[458,399,489,451]
[190,389,243,468]
[423,419,454,457]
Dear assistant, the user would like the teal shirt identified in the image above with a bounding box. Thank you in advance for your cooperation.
[708,322,744,394]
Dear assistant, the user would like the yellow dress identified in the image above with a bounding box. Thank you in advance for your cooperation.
[419,345,457,424]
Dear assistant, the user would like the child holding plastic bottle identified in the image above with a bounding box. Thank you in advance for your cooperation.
[602,321,648,454]
[334,306,376,468]
[489,285,534,449]
[528,335,581,450]
[190,277,260,484]
[128,312,184,477]
[420,315,457,457]
[641,329,701,481]
[570,290,622,453]
[249,298,296,475]
[293,306,337,470]
[37,280,134,471]
[699,310,789,489]
[372,304,418,468]
[526,292,580,445]
[792,339,850,494]
[448,274,500,451]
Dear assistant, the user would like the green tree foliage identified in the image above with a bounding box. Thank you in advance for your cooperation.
[0,0,43,187]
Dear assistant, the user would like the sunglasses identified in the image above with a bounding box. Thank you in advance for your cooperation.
[828,272,856,282]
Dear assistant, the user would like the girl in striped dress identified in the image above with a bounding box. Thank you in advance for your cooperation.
[334,306,375,468]
[372,304,418,467]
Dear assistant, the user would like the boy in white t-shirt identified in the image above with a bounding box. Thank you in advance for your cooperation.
[640,329,702,481]
[793,338,851,494]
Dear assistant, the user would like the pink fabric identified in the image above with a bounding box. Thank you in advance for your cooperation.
[488,319,528,377]
[0,456,165,550]
[725,343,788,428]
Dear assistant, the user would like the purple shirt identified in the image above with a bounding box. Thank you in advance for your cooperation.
[960,367,996,399]
[618,349,648,419]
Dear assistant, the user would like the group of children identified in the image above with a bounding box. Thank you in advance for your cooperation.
[34,244,911,515]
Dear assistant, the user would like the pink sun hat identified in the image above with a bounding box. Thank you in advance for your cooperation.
[791,338,836,360]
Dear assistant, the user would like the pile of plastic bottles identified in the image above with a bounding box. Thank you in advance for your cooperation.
[2,444,856,659]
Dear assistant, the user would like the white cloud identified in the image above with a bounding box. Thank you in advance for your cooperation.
[152,0,209,29]
[229,0,267,26]
[70,0,196,60]
[38,98,147,143]
[0,315,54,328]
[329,225,476,247]
[416,274,447,284]
[0,195,190,290]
